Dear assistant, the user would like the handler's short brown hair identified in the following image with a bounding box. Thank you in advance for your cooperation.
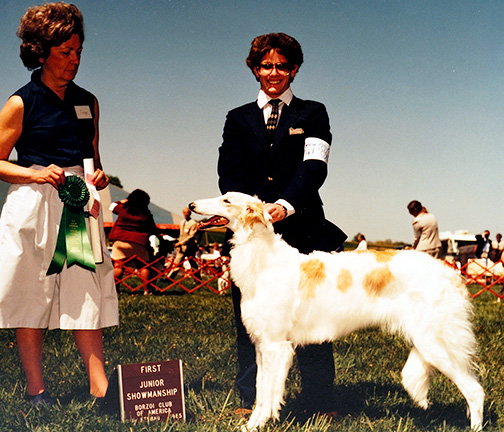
[246,32,303,80]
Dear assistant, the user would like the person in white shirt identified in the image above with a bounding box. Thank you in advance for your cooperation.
[356,233,368,251]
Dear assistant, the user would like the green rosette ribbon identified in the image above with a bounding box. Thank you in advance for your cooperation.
[47,175,96,275]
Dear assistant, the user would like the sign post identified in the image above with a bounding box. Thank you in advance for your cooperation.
[117,360,185,422]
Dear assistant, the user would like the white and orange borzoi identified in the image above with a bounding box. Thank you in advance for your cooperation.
[189,192,484,431]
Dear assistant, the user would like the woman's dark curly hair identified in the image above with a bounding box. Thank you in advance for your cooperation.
[124,189,151,215]
[246,33,303,81]
[17,2,84,70]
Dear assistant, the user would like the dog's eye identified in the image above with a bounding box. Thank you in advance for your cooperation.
[223,199,230,204]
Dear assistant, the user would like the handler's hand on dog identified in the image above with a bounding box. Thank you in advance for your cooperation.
[265,203,286,223]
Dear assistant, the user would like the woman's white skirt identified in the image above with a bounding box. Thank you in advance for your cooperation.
[0,166,119,330]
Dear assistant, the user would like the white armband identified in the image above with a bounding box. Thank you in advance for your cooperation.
[303,137,330,163]
[275,199,295,217]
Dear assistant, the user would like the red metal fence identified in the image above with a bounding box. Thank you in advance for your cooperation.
[113,253,504,299]
[114,255,231,295]
[444,258,504,299]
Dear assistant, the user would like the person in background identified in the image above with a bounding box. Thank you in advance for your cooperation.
[109,189,159,295]
[407,200,442,258]
[167,207,200,280]
[356,233,367,251]
[0,2,118,405]
[218,32,346,416]
[481,230,492,259]
[200,242,222,261]
[490,233,504,262]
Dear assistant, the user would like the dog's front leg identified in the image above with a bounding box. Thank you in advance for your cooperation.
[245,340,294,431]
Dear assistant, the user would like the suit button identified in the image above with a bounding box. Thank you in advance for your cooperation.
[268,177,273,181]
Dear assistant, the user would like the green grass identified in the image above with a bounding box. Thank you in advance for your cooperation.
[0,287,502,431]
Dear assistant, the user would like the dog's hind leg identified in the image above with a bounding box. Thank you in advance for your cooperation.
[413,339,484,431]
[448,369,484,431]
[401,346,432,409]
[245,340,294,431]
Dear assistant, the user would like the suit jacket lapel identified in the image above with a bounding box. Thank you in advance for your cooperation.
[244,103,270,147]
[270,97,302,157]
[243,97,303,155]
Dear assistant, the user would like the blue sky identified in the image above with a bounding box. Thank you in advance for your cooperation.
[1,0,504,243]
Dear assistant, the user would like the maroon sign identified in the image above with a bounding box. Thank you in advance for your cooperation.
[118,360,185,422]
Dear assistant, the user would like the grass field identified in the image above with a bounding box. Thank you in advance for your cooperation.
[0,285,502,432]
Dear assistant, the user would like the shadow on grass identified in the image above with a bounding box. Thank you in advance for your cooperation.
[188,378,227,393]
[278,381,483,430]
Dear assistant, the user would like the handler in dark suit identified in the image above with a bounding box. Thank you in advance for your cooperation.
[218,32,347,415]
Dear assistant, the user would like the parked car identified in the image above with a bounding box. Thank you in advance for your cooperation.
[439,230,478,261]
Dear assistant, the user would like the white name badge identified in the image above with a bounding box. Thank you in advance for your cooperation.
[74,105,93,119]
[303,137,330,163]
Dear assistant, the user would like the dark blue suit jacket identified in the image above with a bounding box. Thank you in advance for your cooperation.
[218,96,346,254]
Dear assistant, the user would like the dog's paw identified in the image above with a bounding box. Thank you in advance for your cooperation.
[416,399,429,410]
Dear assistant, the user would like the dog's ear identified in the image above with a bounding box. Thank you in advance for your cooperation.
[243,201,268,227]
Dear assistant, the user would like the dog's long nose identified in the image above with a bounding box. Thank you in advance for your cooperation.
[188,202,196,211]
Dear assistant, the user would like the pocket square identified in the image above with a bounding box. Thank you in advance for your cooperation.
[289,127,304,135]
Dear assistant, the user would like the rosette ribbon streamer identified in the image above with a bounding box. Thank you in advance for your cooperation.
[47,175,96,275]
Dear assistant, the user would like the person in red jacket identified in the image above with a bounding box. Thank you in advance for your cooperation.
[109,189,159,294]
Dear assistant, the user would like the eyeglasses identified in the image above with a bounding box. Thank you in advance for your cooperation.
[257,63,291,75]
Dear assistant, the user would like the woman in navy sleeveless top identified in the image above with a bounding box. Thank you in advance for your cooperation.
[0,3,118,406]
